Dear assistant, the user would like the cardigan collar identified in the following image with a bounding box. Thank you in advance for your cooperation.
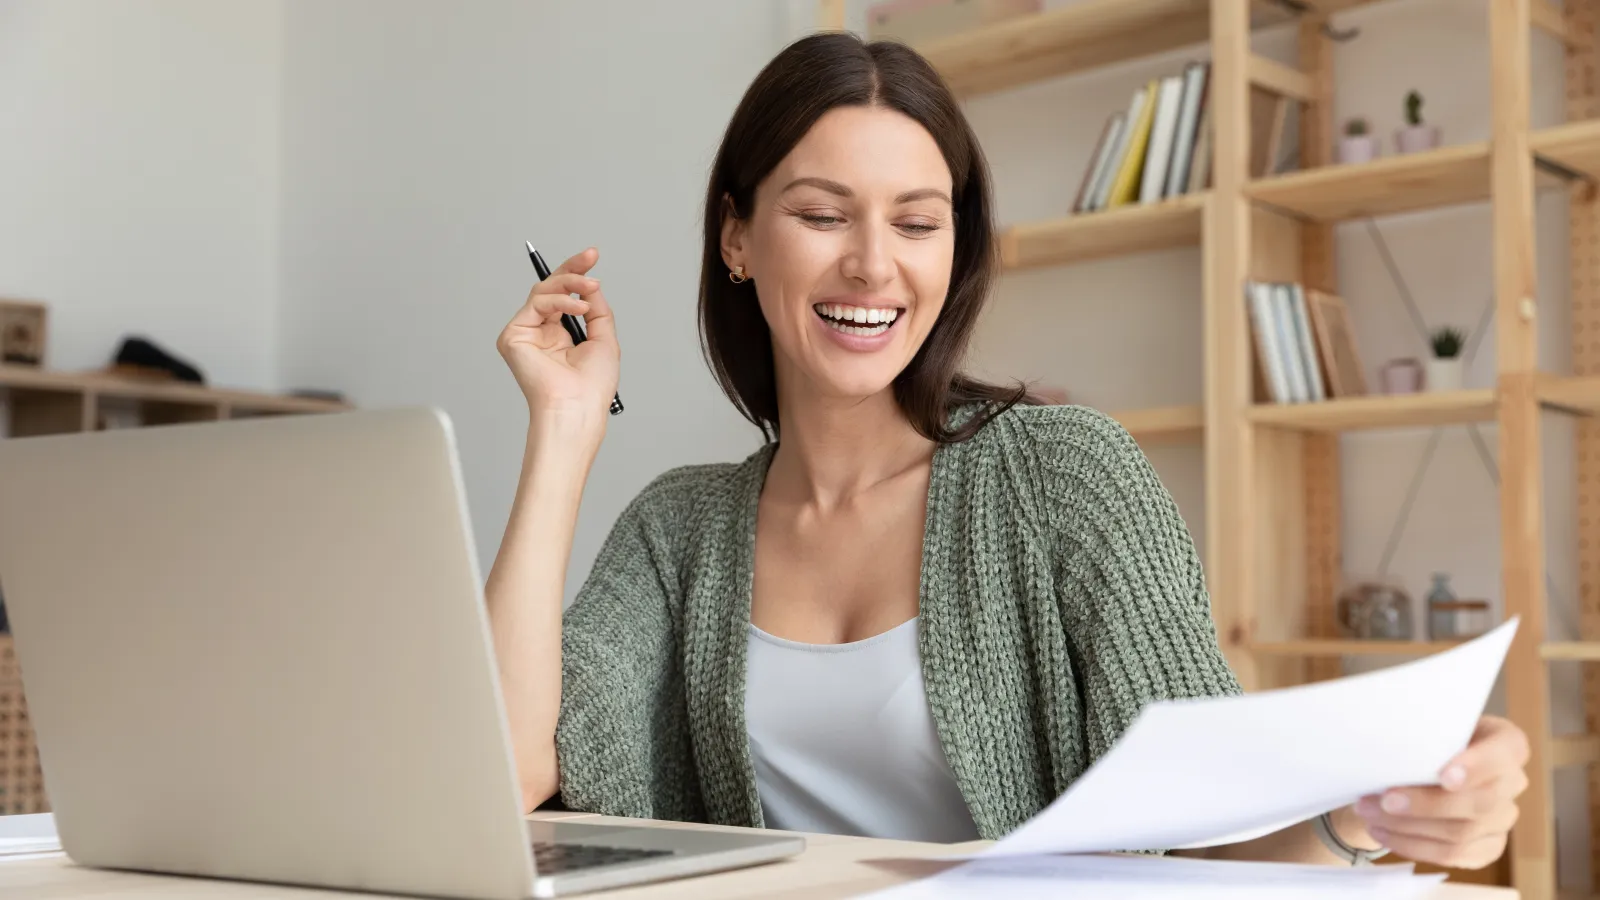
[681,417,1005,838]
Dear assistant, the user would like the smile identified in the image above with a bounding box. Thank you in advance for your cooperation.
[813,302,903,338]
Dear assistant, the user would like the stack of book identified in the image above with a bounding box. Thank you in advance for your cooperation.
[1245,281,1367,404]
[1072,62,1212,214]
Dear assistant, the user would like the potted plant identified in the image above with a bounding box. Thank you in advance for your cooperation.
[1396,90,1441,154]
[1339,117,1377,164]
[1426,325,1466,391]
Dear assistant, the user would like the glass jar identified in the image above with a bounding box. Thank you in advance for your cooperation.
[1426,572,1459,640]
[1364,585,1414,640]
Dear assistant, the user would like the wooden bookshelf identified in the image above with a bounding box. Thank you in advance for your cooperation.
[1532,117,1600,180]
[1000,195,1206,269]
[1250,639,1464,657]
[1109,404,1204,443]
[1247,139,1493,221]
[0,364,347,416]
[817,0,1600,892]
[913,0,1212,98]
[1246,389,1499,432]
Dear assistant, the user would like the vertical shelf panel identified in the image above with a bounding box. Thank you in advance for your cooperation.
[1565,0,1600,885]
[1493,0,1555,895]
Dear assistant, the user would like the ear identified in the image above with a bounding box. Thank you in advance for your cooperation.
[719,193,749,275]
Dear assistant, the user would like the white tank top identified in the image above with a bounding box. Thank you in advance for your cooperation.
[744,617,981,843]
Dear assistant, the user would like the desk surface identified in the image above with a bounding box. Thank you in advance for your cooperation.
[0,811,1518,899]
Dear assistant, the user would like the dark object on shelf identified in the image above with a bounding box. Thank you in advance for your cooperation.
[110,336,205,384]
[290,388,348,404]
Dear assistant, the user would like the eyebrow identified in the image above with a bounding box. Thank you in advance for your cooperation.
[781,176,952,206]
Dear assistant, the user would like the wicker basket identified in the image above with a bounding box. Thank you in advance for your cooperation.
[0,635,47,814]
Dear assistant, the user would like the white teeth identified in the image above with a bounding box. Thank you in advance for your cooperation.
[853,308,868,324]
[866,308,881,324]
[822,318,891,337]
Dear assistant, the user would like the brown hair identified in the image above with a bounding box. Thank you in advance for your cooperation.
[697,31,1039,444]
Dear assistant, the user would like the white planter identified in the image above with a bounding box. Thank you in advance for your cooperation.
[1395,125,1441,154]
[1425,356,1464,392]
[1339,136,1378,165]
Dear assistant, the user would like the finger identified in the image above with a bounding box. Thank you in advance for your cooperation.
[579,281,618,347]
[552,247,599,277]
[1371,768,1527,821]
[533,272,601,297]
[1357,800,1518,845]
[1370,828,1507,870]
[510,291,591,329]
[1438,717,1530,793]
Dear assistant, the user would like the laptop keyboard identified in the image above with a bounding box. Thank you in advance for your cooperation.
[531,841,676,874]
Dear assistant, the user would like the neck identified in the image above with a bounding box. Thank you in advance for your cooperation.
[766,380,933,510]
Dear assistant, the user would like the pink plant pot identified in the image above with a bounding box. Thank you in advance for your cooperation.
[1395,125,1441,154]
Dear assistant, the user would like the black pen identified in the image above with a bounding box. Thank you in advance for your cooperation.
[526,242,623,416]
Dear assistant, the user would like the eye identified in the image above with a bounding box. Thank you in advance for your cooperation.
[799,213,843,227]
[897,220,943,236]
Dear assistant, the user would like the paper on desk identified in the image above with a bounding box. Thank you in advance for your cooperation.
[0,812,61,863]
[865,854,1447,899]
[962,618,1517,858]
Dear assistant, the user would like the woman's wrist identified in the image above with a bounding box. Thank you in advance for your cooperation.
[1329,804,1383,853]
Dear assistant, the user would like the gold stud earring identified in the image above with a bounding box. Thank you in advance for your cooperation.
[729,265,748,284]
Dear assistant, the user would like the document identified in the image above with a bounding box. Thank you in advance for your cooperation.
[866,854,1446,899]
[959,618,1517,858]
[0,812,61,863]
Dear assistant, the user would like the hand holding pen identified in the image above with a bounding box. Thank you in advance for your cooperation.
[497,245,623,425]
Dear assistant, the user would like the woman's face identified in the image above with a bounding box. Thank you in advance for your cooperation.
[722,105,955,405]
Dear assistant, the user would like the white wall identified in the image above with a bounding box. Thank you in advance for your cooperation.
[277,0,807,593]
[0,0,283,389]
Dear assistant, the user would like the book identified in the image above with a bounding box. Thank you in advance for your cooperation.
[1074,112,1125,213]
[1139,75,1185,205]
[1165,62,1210,198]
[1090,86,1147,211]
[1246,281,1293,404]
[1272,283,1310,403]
[1286,283,1326,402]
[1106,79,1159,208]
[1186,99,1213,194]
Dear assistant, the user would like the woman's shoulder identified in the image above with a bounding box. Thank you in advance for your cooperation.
[965,400,1145,471]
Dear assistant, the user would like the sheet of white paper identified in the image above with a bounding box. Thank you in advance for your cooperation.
[864,854,1448,899]
[959,618,1517,858]
[0,813,61,862]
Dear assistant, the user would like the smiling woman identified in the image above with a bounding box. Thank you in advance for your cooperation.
[484,29,1529,871]
[698,36,1029,443]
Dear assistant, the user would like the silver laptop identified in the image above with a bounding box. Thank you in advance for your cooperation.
[0,407,802,899]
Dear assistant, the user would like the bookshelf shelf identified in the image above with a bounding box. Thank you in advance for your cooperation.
[1108,404,1204,443]
[1246,140,1492,222]
[1246,389,1499,432]
[0,364,347,416]
[914,0,1210,98]
[1531,117,1600,180]
[1250,639,1464,657]
[1000,194,1206,269]
[1537,373,1600,415]
[1542,642,1600,662]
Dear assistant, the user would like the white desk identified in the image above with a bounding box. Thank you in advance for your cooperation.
[0,811,1519,899]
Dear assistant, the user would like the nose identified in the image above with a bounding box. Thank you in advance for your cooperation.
[839,219,896,290]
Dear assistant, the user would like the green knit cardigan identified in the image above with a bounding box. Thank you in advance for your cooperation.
[554,403,1242,841]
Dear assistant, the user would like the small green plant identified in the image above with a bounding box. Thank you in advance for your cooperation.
[1405,90,1424,127]
[1345,117,1369,137]
[1430,325,1465,359]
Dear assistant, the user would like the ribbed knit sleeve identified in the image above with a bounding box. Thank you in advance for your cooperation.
[555,470,706,824]
[1022,405,1243,763]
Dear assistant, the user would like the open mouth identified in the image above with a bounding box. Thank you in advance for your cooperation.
[813,303,903,338]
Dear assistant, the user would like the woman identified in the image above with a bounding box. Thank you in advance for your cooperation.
[486,32,1527,869]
